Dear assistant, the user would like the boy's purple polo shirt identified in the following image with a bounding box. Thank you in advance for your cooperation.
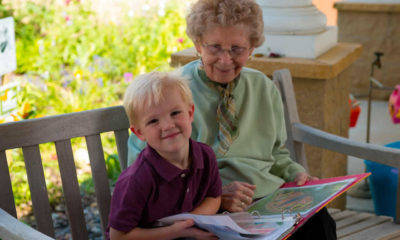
[108,139,222,233]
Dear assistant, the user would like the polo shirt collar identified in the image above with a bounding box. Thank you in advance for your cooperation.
[143,139,204,182]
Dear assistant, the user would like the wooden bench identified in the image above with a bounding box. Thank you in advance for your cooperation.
[1,69,400,239]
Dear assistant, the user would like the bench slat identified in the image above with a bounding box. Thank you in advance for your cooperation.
[336,212,375,229]
[56,139,88,239]
[0,150,16,218]
[23,145,55,238]
[338,214,392,238]
[340,221,400,240]
[327,208,341,215]
[114,129,129,171]
[330,210,358,221]
[378,231,400,240]
[86,134,111,235]
[0,106,129,150]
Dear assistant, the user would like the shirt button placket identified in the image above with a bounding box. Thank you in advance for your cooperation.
[181,173,191,211]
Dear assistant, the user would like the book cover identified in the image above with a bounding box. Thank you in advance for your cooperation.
[159,173,370,239]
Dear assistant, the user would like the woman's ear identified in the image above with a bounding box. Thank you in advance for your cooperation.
[248,47,255,57]
[194,41,202,56]
[130,126,146,141]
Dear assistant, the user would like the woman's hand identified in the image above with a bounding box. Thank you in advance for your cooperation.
[221,181,256,212]
[172,219,218,240]
[294,172,318,186]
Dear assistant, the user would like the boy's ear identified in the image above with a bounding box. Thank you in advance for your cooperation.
[189,104,195,122]
[130,125,146,141]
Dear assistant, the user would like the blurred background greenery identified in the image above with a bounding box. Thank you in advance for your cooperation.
[0,0,193,218]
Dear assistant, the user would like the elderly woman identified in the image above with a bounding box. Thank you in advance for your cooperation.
[127,0,336,239]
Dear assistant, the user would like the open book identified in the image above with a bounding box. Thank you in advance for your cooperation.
[159,173,370,240]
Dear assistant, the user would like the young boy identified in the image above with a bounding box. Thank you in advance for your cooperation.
[107,71,222,240]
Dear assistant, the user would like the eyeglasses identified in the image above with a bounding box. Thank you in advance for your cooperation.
[202,43,249,58]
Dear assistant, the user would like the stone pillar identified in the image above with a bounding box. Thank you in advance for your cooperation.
[334,0,400,99]
[170,43,362,209]
[255,0,338,59]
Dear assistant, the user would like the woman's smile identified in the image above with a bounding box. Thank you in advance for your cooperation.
[215,65,234,72]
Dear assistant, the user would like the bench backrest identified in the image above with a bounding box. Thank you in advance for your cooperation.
[0,106,130,239]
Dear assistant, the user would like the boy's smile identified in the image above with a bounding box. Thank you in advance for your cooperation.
[162,131,180,139]
[131,86,194,167]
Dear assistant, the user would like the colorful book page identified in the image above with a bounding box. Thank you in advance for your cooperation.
[247,178,354,217]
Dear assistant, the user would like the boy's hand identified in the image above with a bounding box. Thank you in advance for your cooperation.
[173,219,218,239]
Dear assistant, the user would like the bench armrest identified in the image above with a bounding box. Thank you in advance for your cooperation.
[0,208,54,240]
[292,123,400,168]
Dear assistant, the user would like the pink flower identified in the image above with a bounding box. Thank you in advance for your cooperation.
[65,0,79,5]
[65,16,71,21]
[124,72,133,83]
[177,37,184,43]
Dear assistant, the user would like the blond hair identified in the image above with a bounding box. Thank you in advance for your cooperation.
[186,0,265,48]
[123,71,193,126]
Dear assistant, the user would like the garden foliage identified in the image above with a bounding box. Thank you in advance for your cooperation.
[0,0,193,214]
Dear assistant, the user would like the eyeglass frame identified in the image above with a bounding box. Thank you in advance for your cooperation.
[202,43,251,58]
